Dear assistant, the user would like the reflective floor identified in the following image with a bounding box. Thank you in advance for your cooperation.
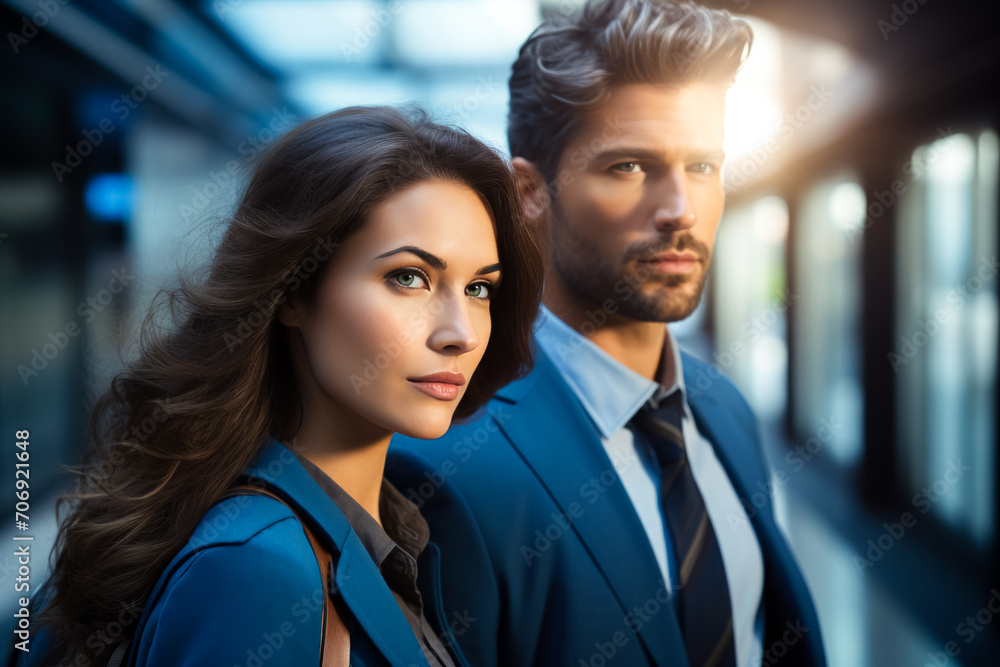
[778,483,963,667]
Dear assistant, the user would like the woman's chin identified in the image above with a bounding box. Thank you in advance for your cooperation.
[394,418,451,441]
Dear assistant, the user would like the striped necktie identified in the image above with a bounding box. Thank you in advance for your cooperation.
[629,390,736,667]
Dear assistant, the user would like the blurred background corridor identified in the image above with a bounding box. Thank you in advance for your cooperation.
[0,0,997,664]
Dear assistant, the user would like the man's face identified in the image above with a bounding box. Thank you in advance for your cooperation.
[546,81,728,322]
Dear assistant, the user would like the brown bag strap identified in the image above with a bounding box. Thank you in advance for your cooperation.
[225,484,351,666]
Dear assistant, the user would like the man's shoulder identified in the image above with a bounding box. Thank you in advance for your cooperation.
[387,400,529,496]
[386,356,569,514]
[681,351,758,427]
[389,350,561,465]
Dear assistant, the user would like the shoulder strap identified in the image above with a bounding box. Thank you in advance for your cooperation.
[225,484,351,667]
[106,637,130,667]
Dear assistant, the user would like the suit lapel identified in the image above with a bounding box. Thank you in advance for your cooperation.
[247,440,430,667]
[682,383,768,510]
[683,376,798,572]
[684,370,819,659]
[683,384,785,575]
[498,349,688,667]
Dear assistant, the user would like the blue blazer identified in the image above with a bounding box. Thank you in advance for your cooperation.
[387,345,827,667]
[15,440,433,667]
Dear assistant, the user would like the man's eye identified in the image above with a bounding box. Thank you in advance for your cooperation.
[690,162,716,174]
[611,162,642,173]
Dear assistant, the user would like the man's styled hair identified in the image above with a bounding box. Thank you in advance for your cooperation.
[508,0,753,181]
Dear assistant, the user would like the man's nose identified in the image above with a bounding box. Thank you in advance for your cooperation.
[652,171,696,231]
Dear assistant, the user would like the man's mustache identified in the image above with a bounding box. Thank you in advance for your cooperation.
[624,234,711,263]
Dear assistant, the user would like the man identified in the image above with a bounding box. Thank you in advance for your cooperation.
[387,1,826,665]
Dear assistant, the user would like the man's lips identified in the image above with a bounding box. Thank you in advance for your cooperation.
[407,372,466,401]
[637,253,701,273]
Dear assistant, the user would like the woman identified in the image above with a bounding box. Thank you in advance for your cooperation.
[21,106,543,666]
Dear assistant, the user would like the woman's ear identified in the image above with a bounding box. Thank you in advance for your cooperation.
[277,296,304,328]
[512,157,549,224]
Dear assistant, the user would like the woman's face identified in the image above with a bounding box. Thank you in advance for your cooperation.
[281,179,501,441]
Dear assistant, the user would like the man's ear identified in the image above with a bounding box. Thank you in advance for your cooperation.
[512,157,549,224]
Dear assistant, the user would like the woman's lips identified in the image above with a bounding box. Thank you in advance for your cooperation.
[408,381,461,401]
[407,371,466,401]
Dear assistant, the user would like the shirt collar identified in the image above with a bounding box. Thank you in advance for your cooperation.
[290,452,433,621]
[534,304,688,438]
[293,453,429,566]
[649,317,688,409]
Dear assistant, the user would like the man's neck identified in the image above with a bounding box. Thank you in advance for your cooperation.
[543,287,674,386]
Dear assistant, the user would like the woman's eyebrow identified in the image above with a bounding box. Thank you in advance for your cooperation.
[375,246,445,269]
[376,248,501,276]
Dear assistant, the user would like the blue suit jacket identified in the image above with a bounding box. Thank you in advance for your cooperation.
[387,345,827,667]
[14,440,432,667]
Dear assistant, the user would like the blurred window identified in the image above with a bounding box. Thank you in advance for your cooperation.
[793,176,865,466]
[712,195,789,422]
[895,129,998,548]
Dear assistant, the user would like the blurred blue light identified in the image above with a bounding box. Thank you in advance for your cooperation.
[77,89,128,133]
[85,173,132,223]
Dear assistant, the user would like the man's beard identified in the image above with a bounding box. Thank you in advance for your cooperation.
[548,206,712,323]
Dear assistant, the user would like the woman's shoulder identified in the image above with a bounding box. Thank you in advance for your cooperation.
[184,492,307,550]
[132,494,327,665]
[162,493,322,592]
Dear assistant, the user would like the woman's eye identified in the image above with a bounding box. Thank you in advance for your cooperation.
[466,282,493,300]
[391,270,427,289]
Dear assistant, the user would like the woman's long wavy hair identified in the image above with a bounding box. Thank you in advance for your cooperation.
[38,105,543,664]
